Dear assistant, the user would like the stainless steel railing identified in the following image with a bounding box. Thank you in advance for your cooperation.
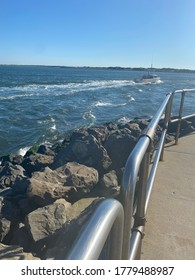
[67,198,124,260]
[121,88,195,259]
[67,89,195,260]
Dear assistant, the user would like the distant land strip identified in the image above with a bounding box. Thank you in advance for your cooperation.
[1,64,195,73]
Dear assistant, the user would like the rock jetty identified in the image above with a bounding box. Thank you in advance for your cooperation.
[0,117,194,259]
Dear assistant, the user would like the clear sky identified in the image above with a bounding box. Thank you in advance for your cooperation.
[1,0,195,69]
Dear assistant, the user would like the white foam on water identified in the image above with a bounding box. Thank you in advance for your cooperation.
[94,101,116,107]
[93,101,127,108]
[83,110,96,121]
[0,79,137,100]
[17,146,31,156]
[126,93,135,102]
[0,92,40,100]
[50,124,56,131]
[117,117,131,124]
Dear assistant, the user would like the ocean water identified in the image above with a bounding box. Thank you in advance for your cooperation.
[0,65,195,156]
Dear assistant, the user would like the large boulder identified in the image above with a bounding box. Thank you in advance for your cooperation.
[43,197,102,259]
[71,135,112,174]
[53,134,112,175]
[58,162,99,201]
[57,162,99,188]
[32,166,66,184]
[25,199,71,242]
[26,163,99,206]
[26,166,70,206]
[104,128,137,169]
[24,197,102,259]
[26,178,71,207]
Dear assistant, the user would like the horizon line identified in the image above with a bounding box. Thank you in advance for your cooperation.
[1,63,195,72]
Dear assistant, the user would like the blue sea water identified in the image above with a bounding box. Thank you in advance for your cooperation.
[0,65,195,156]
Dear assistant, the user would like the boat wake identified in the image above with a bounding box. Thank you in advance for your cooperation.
[134,79,163,85]
[0,79,137,100]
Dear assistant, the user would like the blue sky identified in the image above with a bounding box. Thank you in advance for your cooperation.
[1,0,195,69]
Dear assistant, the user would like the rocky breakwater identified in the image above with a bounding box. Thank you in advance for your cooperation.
[0,117,194,260]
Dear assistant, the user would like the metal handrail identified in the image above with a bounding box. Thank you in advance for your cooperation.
[171,89,195,144]
[67,198,124,260]
[67,89,195,260]
[120,88,195,259]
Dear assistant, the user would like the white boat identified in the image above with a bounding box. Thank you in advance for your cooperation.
[134,65,161,84]
[140,73,161,84]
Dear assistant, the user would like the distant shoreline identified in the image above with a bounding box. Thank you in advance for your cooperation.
[1,64,195,73]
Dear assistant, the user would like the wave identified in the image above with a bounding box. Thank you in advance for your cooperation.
[93,101,127,107]
[134,79,163,85]
[17,146,32,156]
[83,110,96,121]
[0,92,40,100]
[117,116,132,124]
[37,115,57,132]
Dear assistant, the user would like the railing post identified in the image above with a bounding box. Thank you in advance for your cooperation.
[120,137,150,260]
[131,147,151,259]
[175,91,185,145]
[160,93,173,161]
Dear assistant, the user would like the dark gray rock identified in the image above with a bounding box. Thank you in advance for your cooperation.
[71,135,112,174]
[118,122,141,138]
[104,128,137,169]
[136,119,150,130]
[164,134,175,143]
[37,145,55,156]
[87,126,109,143]
[0,197,20,242]
[0,154,23,166]
[69,128,89,142]
[0,243,40,260]
[50,145,75,169]
[18,198,40,217]
[167,119,190,134]
[10,223,34,251]
[0,162,26,190]
[180,125,194,136]
[22,153,54,175]
[0,218,11,242]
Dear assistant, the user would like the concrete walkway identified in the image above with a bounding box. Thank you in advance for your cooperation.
[141,133,195,260]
